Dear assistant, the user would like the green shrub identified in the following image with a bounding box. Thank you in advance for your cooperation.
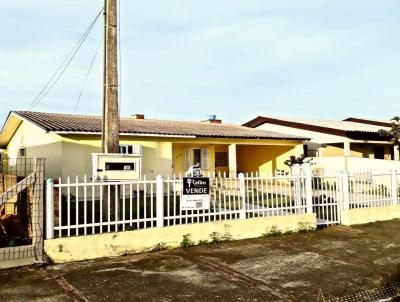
[210,232,223,244]
[180,234,194,248]
[297,222,316,233]
[261,225,283,238]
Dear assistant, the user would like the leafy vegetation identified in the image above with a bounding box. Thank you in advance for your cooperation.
[378,116,400,151]
[261,225,283,238]
[297,222,316,233]
[209,231,232,244]
[284,154,313,168]
[180,233,195,248]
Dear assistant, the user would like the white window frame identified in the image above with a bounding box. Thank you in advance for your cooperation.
[184,147,210,170]
[118,144,142,156]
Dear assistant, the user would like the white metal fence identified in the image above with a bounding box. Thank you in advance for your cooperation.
[46,172,312,239]
[347,170,399,209]
[45,168,400,239]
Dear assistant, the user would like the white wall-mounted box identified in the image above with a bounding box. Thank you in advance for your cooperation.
[92,153,142,181]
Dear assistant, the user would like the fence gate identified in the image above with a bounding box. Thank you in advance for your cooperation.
[311,174,341,226]
[0,158,45,269]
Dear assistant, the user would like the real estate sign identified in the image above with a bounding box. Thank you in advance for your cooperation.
[181,177,210,210]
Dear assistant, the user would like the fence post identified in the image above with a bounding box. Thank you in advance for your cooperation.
[156,175,164,228]
[304,164,313,214]
[238,173,246,219]
[342,171,350,211]
[46,178,54,240]
[391,170,398,206]
[293,164,302,213]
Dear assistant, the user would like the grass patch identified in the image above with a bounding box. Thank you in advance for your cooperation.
[261,225,283,238]
[297,222,316,233]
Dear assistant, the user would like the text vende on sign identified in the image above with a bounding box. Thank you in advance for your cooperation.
[181,177,210,210]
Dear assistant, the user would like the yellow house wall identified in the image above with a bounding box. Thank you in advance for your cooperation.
[60,135,173,180]
[236,144,303,174]
[44,213,316,263]
[321,143,392,159]
[320,144,345,157]
[172,143,217,176]
[3,123,303,180]
[6,121,62,178]
[350,143,392,160]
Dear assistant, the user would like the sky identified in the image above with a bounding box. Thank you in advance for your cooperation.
[0,0,400,125]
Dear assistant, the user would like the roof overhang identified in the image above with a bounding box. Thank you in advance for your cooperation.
[243,116,346,136]
[344,117,391,127]
[0,112,24,148]
[243,116,390,142]
[55,131,306,141]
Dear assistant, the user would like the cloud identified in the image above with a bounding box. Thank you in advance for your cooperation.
[1,0,400,125]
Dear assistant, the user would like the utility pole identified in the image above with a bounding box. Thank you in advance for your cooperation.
[102,0,119,153]
[102,0,119,225]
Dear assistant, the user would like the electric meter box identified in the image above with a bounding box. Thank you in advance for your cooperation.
[92,153,142,181]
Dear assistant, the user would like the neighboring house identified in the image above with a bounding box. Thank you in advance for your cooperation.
[343,117,391,128]
[243,116,400,171]
[0,111,307,179]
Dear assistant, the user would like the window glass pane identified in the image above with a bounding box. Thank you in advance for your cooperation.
[128,146,133,154]
[215,152,228,167]
[193,149,201,166]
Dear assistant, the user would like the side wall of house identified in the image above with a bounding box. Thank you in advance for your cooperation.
[6,121,63,178]
[256,123,393,160]
[60,135,173,180]
[236,144,303,174]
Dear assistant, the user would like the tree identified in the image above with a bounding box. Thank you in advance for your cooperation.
[378,116,400,157]
[284,154,313,168]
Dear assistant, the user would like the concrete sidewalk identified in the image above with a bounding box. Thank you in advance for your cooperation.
[2,220,400,301]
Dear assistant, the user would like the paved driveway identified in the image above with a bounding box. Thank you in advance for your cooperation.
[1,220,400,301]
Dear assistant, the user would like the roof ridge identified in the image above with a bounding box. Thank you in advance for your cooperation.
[8,111,309,140]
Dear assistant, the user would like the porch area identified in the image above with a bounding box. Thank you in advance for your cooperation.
[172,141,303,177]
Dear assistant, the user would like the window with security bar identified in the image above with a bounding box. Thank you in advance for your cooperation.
[215,152,228,167]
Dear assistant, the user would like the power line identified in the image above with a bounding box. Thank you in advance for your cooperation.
[74,40,102,112]
[28,7,104,110]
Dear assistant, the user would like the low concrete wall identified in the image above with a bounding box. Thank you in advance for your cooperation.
[341,205,400,226]
[45,213,316,263]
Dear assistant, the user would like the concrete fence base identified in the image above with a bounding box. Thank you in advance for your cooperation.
[341,205,400,226]
[45,213,316,263]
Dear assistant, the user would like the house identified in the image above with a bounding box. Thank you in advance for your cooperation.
[243,116,400,171]
[343,117,391,128]
[0,111,307,179]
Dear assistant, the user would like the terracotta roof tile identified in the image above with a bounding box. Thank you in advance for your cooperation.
[13,111,307,140]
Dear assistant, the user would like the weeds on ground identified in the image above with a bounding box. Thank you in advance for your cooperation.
[297,222,316,233]
[180,234,195,248]
[209,231,232,244]
[151,242,167,252]
[317,289,326,302]
[198,239,209,246]
[125,225,134,231]
[260,225,283,238]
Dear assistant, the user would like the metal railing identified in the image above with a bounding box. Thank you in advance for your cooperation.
[46,172,312,239]
[45,168,400,239]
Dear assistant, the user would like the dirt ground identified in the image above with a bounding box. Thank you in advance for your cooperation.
[1,220,400,302]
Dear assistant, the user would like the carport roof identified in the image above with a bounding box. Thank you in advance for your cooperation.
[243,116,391,141]
[4,111,309,141]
